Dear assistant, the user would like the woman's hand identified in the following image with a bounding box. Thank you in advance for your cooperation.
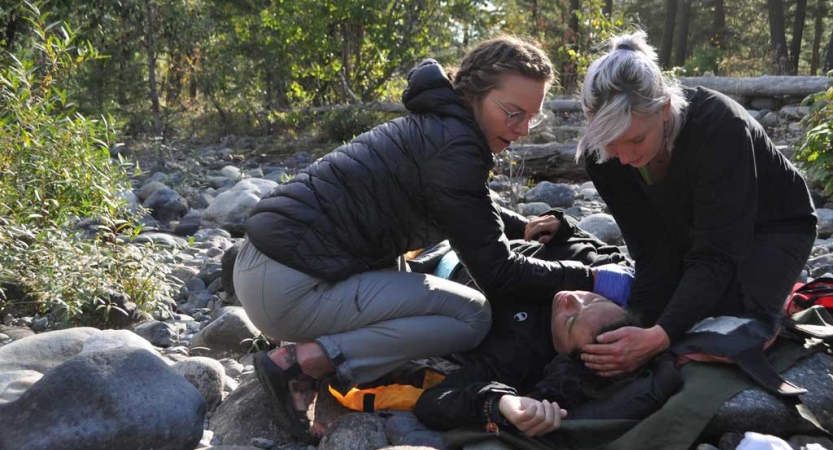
[524,215,561,244]
[498,395,567,437]
[581,325,670,377]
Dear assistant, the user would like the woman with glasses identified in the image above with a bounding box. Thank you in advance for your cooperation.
[574,31,817,377]
[233,35,633,442]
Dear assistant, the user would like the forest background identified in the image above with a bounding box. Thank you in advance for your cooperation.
[1,0,833,326]
[2,0,832,140]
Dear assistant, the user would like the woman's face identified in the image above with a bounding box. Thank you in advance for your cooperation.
[551,290,625,354]
[472,73,549,154]
[604,107,668,167]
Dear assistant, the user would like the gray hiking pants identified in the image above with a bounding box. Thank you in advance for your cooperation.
[233,239,491,387]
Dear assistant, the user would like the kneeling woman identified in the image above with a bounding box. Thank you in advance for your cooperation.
[576,31,817,376]
[234,36,632,442]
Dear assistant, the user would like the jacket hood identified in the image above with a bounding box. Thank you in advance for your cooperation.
[402,59,474,124]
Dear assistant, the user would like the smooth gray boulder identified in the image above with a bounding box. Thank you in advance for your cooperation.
[578,213,623,245]
[143,187,189,226]
[0,328,159,403]
[816,208,833,238]
[189,307,260,359]
[130,231,189,248]
[0,327,99,374]
[80,329,159,355]
[318,413,388,450]
[0,348,205,450]
[808,253,833,278]
[138,180,168,202]
[173,356,226,410]
[174,210,202,237]
[209,376,292,445]
[523,181,575,208]
[134,320,180,347]
[200,180,272,236]
[702,352,833,439]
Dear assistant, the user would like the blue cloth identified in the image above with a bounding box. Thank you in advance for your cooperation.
[593,264,633,307]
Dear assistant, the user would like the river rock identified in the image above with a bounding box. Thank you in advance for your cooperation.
[523,181,575,208]
[138,180,169,202]
[143,187,189,226]
[134,320,180,347]
[173,356,226,410]
[318,413,388,450]
[816,208,833,238]
[578,213,623,245]
[200,182,262,236]
[0,348,205,450]
[209,376,292,445]
[189,307,260,358]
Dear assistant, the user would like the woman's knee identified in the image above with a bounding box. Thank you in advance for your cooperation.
[462,294,491,346]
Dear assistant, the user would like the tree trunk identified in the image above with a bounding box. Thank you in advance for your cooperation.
[673,0,692,67]
[767,0,790,74]
[810,0,824,74]
[712,0,726,49]
[531,0,539,36]
[789,0,808,75]
[660,0,678,68]
[507,142,587,182]
[143,0,161,136]
[569,0,580,40]
[561,0,581,93]
[603,0,613,18]
[826,24,833,73]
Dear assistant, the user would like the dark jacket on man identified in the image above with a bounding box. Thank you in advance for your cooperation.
[413,216,678,432]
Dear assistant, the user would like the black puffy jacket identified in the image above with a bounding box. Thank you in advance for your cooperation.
[245,59,592,303]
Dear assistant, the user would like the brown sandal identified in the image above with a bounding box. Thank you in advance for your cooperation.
[253,346,319,444]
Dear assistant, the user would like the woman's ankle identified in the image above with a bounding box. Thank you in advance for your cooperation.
[268,342,335,379]
[266,345,292,369]
[296,342,335,379]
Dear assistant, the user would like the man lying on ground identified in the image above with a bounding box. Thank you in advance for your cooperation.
[413,290,682,437]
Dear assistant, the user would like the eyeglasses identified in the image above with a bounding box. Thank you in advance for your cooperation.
[488,94,547,129]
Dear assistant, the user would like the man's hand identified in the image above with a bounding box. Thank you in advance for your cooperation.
[581,325,670,377]
[524,215,561,244]
[497,395,567,437]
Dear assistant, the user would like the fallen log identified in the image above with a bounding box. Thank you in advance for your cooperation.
[544,99,583,112]
[680,76,829,97]
[505,140,587,182]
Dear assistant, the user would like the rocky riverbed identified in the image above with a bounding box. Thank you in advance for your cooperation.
[1,102,833,450]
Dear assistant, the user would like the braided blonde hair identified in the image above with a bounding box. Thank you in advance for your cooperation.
[451,35,555,102]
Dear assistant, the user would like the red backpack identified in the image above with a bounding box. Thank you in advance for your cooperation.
[785,277,833,316]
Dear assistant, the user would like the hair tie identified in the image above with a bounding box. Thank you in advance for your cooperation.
[616,44,633,51]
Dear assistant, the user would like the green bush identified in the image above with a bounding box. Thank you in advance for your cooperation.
[0,3,175,327]
[321,106,393,143]
[796,74,833,194]
[684,46,724,76]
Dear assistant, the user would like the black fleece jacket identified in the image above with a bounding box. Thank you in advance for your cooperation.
[244,59,593,303]
[586,87,816,341]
